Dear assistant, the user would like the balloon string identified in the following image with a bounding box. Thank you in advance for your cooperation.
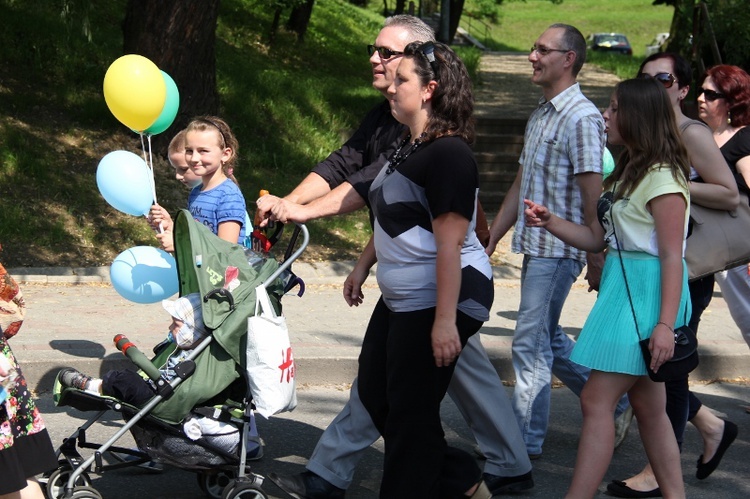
[139,133,163,234]
[140,132,148,165]
[146,135,162,233]
[146,134,158,205]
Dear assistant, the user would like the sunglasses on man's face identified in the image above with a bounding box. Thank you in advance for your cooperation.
[638,72,676,89]
[700,88,726,102]
[367,45,403,60]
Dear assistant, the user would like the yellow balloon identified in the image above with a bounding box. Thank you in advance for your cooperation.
[103,55,167,132]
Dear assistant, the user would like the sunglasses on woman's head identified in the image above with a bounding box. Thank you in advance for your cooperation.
[367,45,403,60]
[700,88,726,102]
[638,72,676,89]
[418,42,440,79]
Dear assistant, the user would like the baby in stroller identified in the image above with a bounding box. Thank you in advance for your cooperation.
[56,292,262,459]
[60,293,212,405]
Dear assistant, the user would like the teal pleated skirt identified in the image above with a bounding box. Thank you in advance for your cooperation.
[570,250,692,376]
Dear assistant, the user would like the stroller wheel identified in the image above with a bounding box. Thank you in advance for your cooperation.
[46,466,92,499]
[197,470,236,499]
[222,482,267,499]
[220,475,264,499]
[69,485,104,499]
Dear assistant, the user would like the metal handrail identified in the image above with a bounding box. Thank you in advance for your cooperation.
[460,12,491,48]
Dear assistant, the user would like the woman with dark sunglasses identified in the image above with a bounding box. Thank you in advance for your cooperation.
[700,63,750,409]
[351,41,493,498]
[607,53,740,498]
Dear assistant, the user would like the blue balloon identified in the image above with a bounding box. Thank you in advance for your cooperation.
[97,150,153,216]
[110,246,179,304]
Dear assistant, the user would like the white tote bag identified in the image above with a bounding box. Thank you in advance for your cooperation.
[246,285,297,418]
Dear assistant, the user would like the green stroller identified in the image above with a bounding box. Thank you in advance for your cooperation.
[49,210,308,499]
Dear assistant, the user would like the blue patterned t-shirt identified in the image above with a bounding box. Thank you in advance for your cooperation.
[188,179,247,244]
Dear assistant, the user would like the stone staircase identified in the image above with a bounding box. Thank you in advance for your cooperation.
[474,117,526,215]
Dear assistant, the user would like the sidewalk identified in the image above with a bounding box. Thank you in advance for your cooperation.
[9,253,750,394]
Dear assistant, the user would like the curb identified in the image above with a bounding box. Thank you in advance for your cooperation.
[9,262,524,286]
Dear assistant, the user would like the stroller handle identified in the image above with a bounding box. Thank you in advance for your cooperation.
[261,223,309,289]
[204,288,235,311]
[113,334,162,381]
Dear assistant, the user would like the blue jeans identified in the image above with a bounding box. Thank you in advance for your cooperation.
[512,256,626,455]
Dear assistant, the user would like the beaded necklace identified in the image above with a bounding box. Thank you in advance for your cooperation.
[385,133,426,175]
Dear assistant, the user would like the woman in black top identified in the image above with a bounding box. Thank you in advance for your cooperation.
[350,42,494,498]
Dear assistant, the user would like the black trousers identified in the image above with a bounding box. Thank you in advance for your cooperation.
[102,368,155,407]
[664,275,713,446]
[357,297,483,498]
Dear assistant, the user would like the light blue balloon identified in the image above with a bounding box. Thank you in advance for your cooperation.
[110,246,179,304]
[603,147,615,180]
[97,150,154,216]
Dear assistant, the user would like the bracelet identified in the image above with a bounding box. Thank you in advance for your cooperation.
[656,321,674,331]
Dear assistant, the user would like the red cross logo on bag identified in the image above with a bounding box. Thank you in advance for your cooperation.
[279,347,295,383]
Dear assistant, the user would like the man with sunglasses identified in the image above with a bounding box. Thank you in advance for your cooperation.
[486,23,631,460]
[260,14,534,499]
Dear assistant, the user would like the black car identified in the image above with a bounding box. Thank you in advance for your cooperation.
[587,33,633,56]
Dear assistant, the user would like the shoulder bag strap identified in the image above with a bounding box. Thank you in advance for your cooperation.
[608,189,643,342]
[610,183,688,342]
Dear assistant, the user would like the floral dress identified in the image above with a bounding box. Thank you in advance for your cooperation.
[1,332,57,493]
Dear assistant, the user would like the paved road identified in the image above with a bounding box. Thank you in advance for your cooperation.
[10,264,750,498]
[37,382,750,498]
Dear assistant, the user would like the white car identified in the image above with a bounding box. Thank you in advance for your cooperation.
[645,32,670,57]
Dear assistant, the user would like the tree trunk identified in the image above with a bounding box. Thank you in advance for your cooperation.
[663,0,694,57]
[269,6,283,44]
[287,0,315,43]
[448,0,465,44]
[123,0,220,153]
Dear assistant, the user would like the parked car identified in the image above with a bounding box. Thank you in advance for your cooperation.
[645,32,670,57]
[587,33,633,56]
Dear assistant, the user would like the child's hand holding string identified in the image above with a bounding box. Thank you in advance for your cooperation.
[156,230,175,253]
[148,204,173,233]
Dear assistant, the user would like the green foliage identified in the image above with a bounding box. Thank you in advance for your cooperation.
[0,0,383,266]
[702,0,750,70]
[466,0,501,23]
[587,52,646,80]
[453,46,483,82]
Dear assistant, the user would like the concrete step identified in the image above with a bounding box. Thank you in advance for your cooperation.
[473,117,526,212]
[474,150,521,165]
[475,117,527,135]
[474,133,524,154]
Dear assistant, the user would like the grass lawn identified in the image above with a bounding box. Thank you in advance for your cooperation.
[482,0,672,57]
